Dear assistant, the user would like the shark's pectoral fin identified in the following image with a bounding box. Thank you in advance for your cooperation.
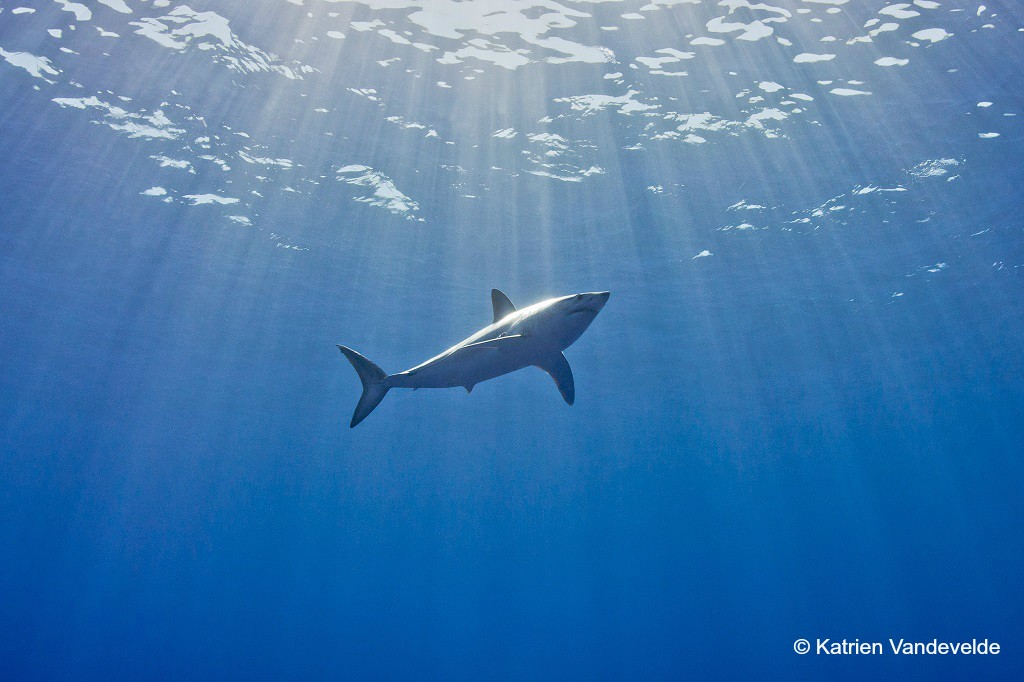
[491,289,516,323]
[537,352,575,405]
[462,334,526,351]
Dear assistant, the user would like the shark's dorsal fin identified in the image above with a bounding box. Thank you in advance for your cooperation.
[536,352,575,406]
[491,289,516,323]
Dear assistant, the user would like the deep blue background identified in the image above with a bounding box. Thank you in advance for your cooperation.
[2,1,1023,679]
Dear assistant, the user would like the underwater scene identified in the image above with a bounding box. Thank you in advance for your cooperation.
[1,0,1022,678]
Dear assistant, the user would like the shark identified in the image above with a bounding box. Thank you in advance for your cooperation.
[337,289,610,427]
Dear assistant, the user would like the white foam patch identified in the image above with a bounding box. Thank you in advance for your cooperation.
[706,18,772,42]
[151,155,193,170]
[130,6,309,79]
[183,194,239,205]
[853,185,906,194]
[869,23,900,37]
[879,4,920,19]
[437,40,530,69]
[794,53,835,63]
[691,37,725,46]
[54,0,91,22]
[520,133,604,182]
[875,57,909,66]
[336,164,420,218]
[636,48,694,72]
[52,96,185,139]
[0,48,60,82]
[98,0,132,13]
[703,0,792,45]
[640,0,702,9]
[745,108,788,134]
[912,28,953,43]
[655,106,790,142]
[239,150,294,168]
[335,0,615,69]
[909,158,959,177]
[554,90,658,115]
[526,168,596,182]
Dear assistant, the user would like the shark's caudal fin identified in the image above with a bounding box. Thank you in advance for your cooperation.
[337,345,389,428]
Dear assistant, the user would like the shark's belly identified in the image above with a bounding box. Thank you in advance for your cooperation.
[399,348,533,389]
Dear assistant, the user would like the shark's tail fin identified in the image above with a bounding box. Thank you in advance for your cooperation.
[337,345,390,428]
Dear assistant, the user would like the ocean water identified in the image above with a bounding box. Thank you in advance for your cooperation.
[1,1,1022,679]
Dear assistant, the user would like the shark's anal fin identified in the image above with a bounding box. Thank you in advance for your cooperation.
[537,352,575,405]
[491,289,516,323]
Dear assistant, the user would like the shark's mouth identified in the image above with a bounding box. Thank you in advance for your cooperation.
[569,307,598,316]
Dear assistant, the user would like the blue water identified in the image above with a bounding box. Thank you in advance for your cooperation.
[2,1,1022,678]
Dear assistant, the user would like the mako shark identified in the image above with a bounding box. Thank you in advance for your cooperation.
[337,289,610,427]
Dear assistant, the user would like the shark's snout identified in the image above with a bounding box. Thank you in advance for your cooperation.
[567,291,610,316]
[587,291,610,312]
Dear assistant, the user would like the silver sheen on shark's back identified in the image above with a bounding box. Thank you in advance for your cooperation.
[337,289,610,427]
